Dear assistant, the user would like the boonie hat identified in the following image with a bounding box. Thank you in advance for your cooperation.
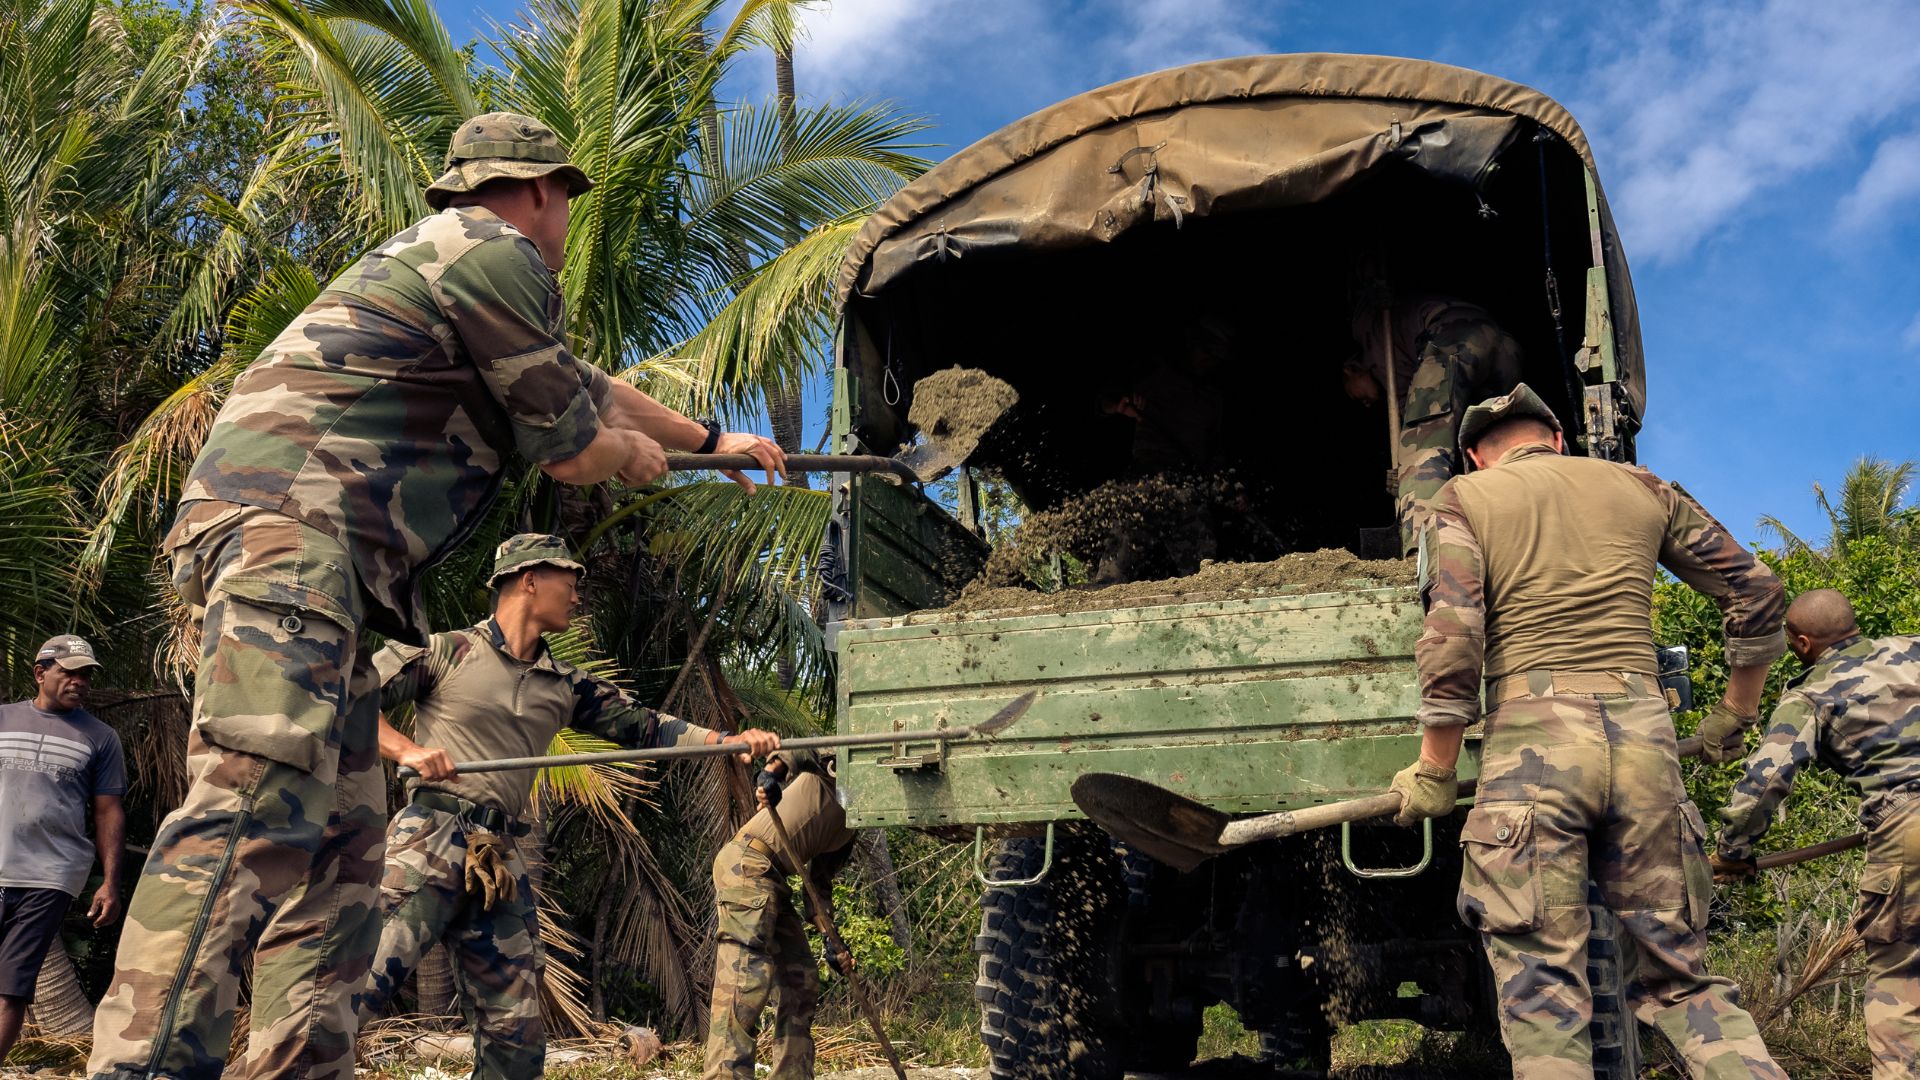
[425,112,594,210]
[35,634,101,671]
[488,533,586,587]
[1457,382,1563,452]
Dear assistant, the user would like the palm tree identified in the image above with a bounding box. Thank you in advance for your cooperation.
[1760,456,1916,559]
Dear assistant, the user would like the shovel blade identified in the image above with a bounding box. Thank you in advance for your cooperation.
[898,369,1019,482]
[895,440,965,484]
[1070,772,1233,873]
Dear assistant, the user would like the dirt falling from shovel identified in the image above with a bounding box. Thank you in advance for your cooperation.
[908,366,1019,461]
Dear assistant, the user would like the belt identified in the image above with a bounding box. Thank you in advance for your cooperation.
[1487,670,1656,706]
[412,789,530,837]
[736,835,793,874]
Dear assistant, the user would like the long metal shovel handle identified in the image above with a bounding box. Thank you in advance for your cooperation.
[763,803,909,1080]
[396,691,1037,777]
[1222,734,1710,844]
[666,452,920,483]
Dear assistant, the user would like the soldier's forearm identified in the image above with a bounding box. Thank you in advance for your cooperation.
[376,714,426,763]
[1723,663,1769,717]
[600,379,709,449]
[1418,724,1467,771]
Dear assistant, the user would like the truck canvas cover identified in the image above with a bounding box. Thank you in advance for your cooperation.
[836,52,1644,417]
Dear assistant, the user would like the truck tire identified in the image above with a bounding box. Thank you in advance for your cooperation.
[973,829,1131,1079]
[1586,884,1643,1080]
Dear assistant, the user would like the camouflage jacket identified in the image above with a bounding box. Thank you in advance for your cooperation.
[1718,635,1920,860]
[1416,445,1785,727]
[375,618,714,818]
[178,207,612,643]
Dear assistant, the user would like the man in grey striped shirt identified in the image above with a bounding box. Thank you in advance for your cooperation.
[0,635,127,1059]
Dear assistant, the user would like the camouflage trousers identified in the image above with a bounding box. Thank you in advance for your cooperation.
[1394,316,1524,553]
[1856,798,1920,1079]
[702,840,818,1080]
[89,503,387,1080]
[358,802,543,1080]
[1460,676,1785,1079]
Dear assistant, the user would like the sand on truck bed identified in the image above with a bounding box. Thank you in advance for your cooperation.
[938,548,1415,616]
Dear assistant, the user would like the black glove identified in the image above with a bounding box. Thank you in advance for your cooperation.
[755,767,783,809]
[825,947,853,976]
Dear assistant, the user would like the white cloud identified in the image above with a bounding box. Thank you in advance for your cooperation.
[1903,310,1920,352]
[778,0,1279,118]
[1837,130,1920,233]
[1569,0,1920,262]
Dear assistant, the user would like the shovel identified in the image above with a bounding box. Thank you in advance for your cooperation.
[1072,735,1707,873]
[665,368,1018,486]
[396,691,1036,777]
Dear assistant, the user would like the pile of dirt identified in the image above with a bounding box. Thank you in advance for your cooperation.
[907,367,1018,461]
[968,472,1252,590]
[941,548,1414,615]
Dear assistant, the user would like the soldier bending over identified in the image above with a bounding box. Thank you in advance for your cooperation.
[1711,589,1920,1079]
[703,751,857,1080]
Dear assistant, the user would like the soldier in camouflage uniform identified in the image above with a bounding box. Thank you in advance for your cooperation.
[361,534,781,1079]
[703,750,857,1080]
[88,115,785,1080]
[1343,292,1525,553]
[1390,384,1788,1078]
[1711,588,1920,1079]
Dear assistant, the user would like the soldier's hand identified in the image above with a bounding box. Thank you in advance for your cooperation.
[722,728,781,763]
[713,432,786,494]
[1388,759,1458,827]
[399,745,457,782]
[755,767,783,809]
[826,947,854,976]
[88,882,122,927]
[1710,852,1757,884]
[1695,701,1755,763]
[616,430,670,487]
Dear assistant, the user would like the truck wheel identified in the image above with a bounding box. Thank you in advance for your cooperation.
[1586,884,1643,1080]
[973,829,1127,1079]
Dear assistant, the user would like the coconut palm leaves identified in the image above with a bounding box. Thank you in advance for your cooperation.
[1761,456,1917,560]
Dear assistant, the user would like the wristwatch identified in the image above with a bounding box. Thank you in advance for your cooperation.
[694,417,722,455]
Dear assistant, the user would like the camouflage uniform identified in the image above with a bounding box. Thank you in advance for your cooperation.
[1349,296,1524,552]
[360,591,716,1079]
[1718,634,1920,1079]
[1416,387,1787,1078]
[703,752,857,1080]
[89,117,603,1080]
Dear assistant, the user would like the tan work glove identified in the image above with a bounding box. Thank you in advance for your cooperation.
[464,830,518,911]
[1389,760,1458,827]
[1695,701,1756,763]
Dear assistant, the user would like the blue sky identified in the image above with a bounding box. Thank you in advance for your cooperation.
[453,0,1920,547]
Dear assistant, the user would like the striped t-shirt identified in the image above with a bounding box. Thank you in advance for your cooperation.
[0,700,127,895]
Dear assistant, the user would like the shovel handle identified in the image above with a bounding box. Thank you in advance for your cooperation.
[665,452,918,482]
[1221,734,1710,845]
[1753,830,1867,871]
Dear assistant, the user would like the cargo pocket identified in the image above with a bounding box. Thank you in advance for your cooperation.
[1678,801,1713,931]
[715,890,773,949]
[1457,802,1542,934]
[1855,864,1905,944]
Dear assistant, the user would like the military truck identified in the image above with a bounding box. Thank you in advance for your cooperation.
[818,55,1653,1077]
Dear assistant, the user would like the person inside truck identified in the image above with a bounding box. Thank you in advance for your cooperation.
[1342,285,1525,556]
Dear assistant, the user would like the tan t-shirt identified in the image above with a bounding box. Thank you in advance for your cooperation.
[375,618,714,819]
[737,752,856,870]
[1413,443,1787,727]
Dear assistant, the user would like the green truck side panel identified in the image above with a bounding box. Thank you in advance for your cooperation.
[847,474,987,619]
[835,587,1481,827]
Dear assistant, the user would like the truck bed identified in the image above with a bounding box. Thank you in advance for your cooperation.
[834,583,1482,828]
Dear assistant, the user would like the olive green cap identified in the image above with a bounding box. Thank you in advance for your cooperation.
[488,533,585,587]
[35,634,101,671]
[1457,382,1563,451]
[426,112,594,210]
